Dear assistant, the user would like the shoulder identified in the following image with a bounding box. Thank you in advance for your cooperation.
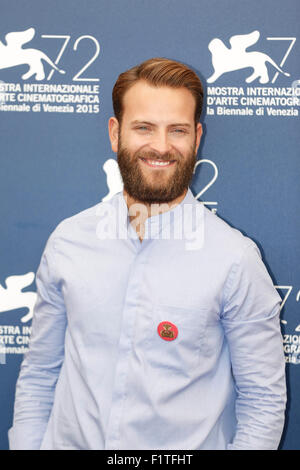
[46,196,116,247]
[202,204,260,260]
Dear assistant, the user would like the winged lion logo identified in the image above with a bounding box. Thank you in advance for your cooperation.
[0,27,65,80]
[0,272,37,323]
[207,30,290,84]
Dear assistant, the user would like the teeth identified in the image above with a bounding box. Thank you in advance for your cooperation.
[144,159,172,166]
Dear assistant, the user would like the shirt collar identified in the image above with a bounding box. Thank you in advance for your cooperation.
[112,186,203,244]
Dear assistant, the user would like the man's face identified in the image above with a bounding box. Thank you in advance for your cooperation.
[109,80,202,204]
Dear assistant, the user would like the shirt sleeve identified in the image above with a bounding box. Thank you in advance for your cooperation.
[221,241,287,450]
[8,230,67,450]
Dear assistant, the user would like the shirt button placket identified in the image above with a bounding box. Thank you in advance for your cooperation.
[105,243,146,449]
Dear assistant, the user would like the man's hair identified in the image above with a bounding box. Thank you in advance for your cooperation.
[112,57,204,125]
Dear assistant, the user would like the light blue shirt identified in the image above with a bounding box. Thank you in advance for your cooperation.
[8,187,286,450]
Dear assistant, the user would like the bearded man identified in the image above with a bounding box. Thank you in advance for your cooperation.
[9,58,286,450]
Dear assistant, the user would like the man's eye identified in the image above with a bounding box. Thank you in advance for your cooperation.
[172,128,186,134]
[136,126,150,132]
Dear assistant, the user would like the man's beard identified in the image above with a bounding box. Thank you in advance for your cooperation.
[117,140,197,205]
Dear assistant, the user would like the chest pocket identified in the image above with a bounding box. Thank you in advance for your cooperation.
[135,303,209,373]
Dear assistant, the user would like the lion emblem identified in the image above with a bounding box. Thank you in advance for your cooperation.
[207,30,290,84]
[0,27,65,80]
[0,272,37,323]
[160,323,175,339]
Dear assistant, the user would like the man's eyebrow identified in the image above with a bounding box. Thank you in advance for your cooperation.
[169,123,192,128]
[131,120,192,128]
[131,120,156,126]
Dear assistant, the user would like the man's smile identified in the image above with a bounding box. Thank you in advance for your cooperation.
[138,157,176,168]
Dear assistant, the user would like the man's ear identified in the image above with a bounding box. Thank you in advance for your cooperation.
[195,123,203,154]
[108,117,119,153]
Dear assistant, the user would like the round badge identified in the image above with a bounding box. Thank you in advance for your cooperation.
[157,321,178,341]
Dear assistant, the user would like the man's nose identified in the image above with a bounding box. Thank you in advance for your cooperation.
[149,130,171,155]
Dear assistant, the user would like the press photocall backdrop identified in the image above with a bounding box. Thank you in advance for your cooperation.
[0,0,299,450]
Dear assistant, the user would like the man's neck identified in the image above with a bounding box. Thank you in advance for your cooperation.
[123,188,188,242]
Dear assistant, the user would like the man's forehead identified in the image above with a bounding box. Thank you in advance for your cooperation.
[122,80,195,101]
[121,80,196,120]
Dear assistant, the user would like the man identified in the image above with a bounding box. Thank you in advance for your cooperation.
[9,58,286,450]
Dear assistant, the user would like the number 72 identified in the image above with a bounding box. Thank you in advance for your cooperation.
[41,34,100,82]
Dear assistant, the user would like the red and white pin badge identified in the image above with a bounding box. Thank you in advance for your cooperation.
[157,321,178,341]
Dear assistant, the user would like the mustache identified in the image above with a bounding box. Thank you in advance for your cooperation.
[134,149,181,162]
